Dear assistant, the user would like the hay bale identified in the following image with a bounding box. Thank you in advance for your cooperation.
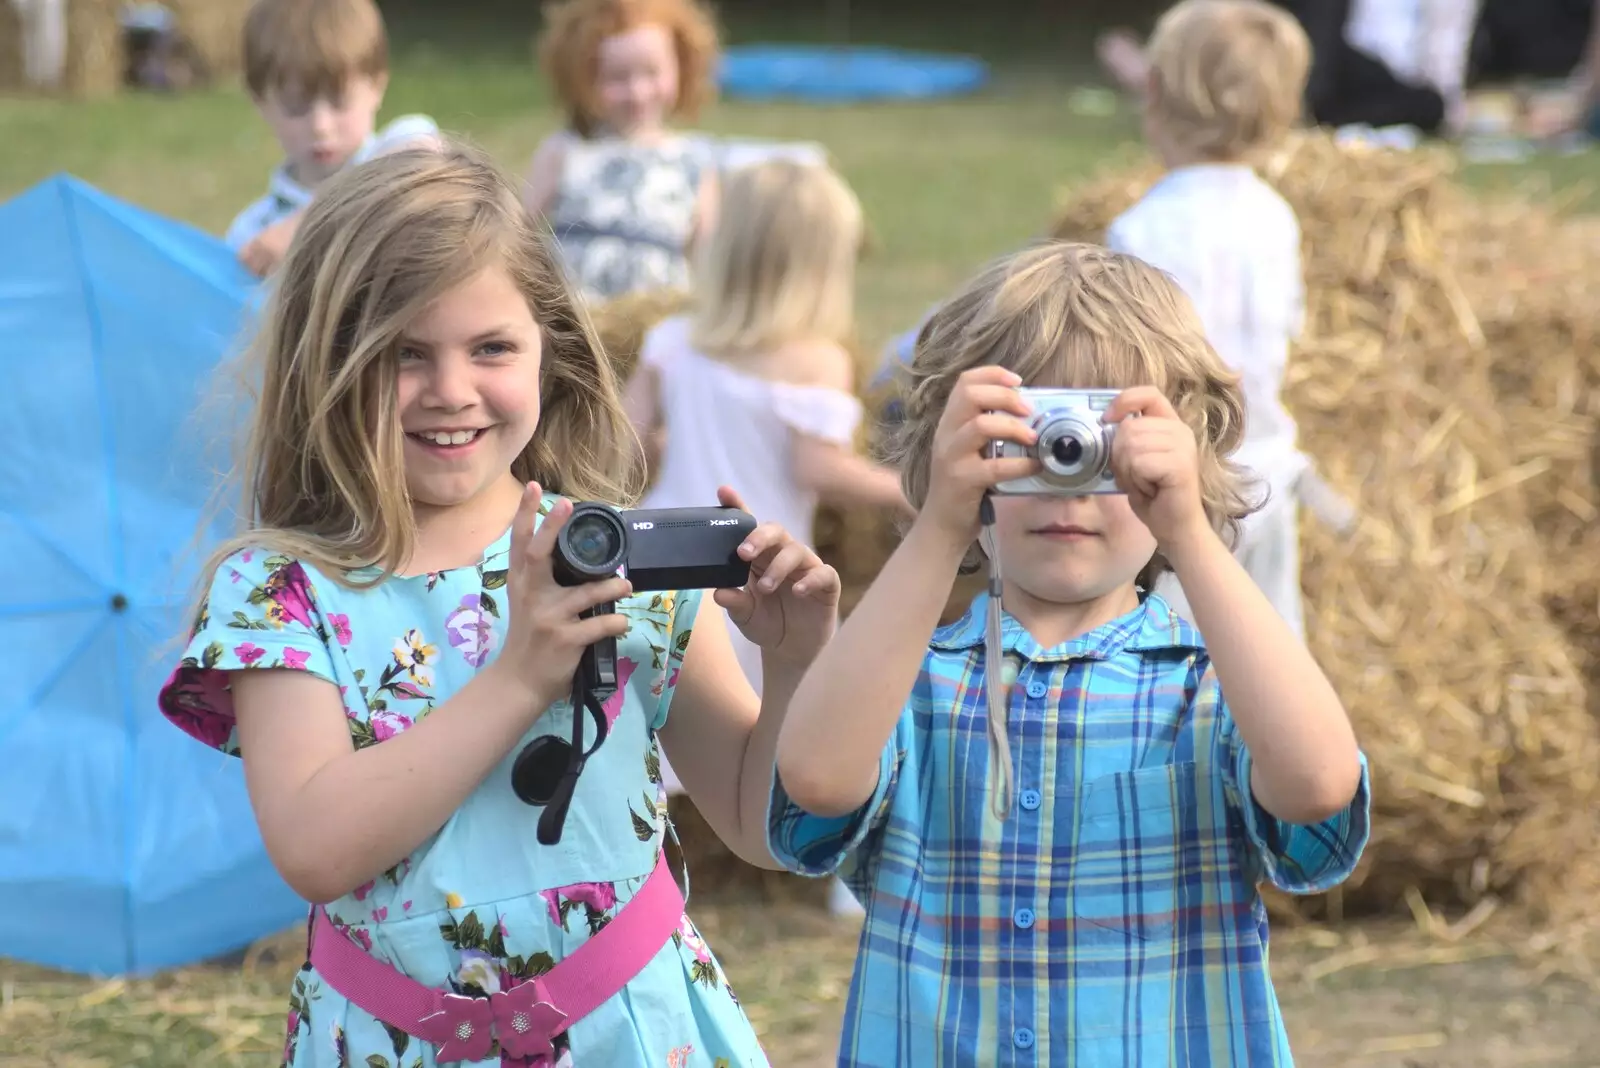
[166,0,250,80]
[1046,131,1600,921]
[589,288,692,384]
[63,0,119,98]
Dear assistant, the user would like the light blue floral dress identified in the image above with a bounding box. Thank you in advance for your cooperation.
[158,497,769,1068]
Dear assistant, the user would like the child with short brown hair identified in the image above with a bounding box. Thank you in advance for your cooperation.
[227,0,439,277]
[1106,0,1317,637]
[768,241,1368,1064]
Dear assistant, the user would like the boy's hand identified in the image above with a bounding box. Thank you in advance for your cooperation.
[1104,386,1212,553]
[916,366,1040,547]
[239,214,299,277]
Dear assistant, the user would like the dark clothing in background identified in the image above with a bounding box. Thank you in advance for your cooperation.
[1471,0,1594,82]
[1290,0,1448,132]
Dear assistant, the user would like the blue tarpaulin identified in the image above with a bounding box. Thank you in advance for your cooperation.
[0,175,305,976]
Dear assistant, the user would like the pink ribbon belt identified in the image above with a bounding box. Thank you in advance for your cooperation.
[309,855,684,1065]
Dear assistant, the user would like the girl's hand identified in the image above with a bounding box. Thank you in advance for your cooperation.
[1103,387,1212,553]
[915,366,1040,547]
[496,483,633,711]
[712,486,841,670]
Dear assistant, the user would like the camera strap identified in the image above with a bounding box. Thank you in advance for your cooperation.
[978,492,1016,821]
[535,651,615,847]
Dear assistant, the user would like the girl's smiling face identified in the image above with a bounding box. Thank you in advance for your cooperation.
[395,265,543,513]
[594,22,680,136]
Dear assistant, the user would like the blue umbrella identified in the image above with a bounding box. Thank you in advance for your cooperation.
[0,175,304,976]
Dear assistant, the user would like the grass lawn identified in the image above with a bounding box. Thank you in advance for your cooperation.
[4,5,1600,1065]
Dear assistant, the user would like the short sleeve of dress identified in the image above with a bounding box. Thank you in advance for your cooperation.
[650,587,703,731]
[771,384,863,447]
[157,549,340,756]
[1205,668,1372,894]
[639,316,691,374]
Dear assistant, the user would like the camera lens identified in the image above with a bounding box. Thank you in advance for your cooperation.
[565,513,622,569]
[1050,435,1083,468]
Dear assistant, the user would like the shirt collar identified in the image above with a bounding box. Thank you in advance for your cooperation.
[929,590,1204,662]
[264,131,382,210]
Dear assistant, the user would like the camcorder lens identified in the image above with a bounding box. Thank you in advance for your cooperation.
[565,513,622,569]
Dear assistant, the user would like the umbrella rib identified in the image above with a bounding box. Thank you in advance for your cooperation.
[0,613,112,750]
[0,505,112,598]
[0,596,107,618]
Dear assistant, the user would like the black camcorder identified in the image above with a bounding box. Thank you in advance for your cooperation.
[515,500,758,844]
[550,501,757,592]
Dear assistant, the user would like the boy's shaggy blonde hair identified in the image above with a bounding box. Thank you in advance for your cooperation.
[243,0,389,100]
[1143,0,1311,163]
[691,158,862,359]
[536,0,721,138]
[198,138,639,591]
[889,241,1255,589]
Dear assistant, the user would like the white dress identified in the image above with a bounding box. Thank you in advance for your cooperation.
[637,316,863,777]
[1107,163,1309,638]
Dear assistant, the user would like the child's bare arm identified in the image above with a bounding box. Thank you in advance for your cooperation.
[1165,532,1360,823]
[522,136,567,219]
[792,436,911,515]
[776,367,1037,816]
[1105,387,1362,825]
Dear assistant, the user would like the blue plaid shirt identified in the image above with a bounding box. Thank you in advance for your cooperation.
[768,592,1371,1067]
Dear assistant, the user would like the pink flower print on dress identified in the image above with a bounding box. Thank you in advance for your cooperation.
[370,709,414,741]
[444,594,495,667]
[600,657,637,728]
[268,562,318,630]
[234,642,266,666]
[540,880,619,926]
[282,648,311,671]
[352,880,376,901]
[667,1045,695,1068]
[675,915,711,962]
[371,906,388,922]
[328,613,353,647]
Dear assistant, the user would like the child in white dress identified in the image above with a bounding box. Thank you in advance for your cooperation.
[622,159,908,916]
[1104,0,1315,637]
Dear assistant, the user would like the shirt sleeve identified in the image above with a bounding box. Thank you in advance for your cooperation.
[371,114,443,156]
[1207,668,1372,894]
[770,384,863,446]
[157,549,341,756]
[224,196,278,251]
[767,720,904,879]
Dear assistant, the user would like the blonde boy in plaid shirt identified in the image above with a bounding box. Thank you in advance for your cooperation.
[767,241,1369,1066]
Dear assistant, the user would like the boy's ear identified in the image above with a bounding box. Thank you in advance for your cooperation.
[372,71,390,99]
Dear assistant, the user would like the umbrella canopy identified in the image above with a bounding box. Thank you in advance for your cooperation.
[0,175,305,976]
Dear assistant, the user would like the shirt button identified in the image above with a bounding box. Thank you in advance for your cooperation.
[1019,788,1041,811]
[1014,907,1035,929]
[1014,1027,1035,1049]
[1025,679,1047,699]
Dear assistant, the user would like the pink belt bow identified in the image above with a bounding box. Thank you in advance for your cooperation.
[308,855,684,1065]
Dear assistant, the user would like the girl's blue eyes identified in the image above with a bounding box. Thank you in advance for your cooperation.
[397,343,512,362]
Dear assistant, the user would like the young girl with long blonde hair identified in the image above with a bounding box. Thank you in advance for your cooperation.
[159,140,837,1068]
[621,157,906,918]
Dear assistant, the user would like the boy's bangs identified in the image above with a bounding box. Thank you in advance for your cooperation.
[1029,333,1169,395]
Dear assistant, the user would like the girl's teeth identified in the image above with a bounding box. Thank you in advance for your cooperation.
[422,430,478,446]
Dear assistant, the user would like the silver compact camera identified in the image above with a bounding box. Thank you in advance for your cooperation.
[987,387,1122,496]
